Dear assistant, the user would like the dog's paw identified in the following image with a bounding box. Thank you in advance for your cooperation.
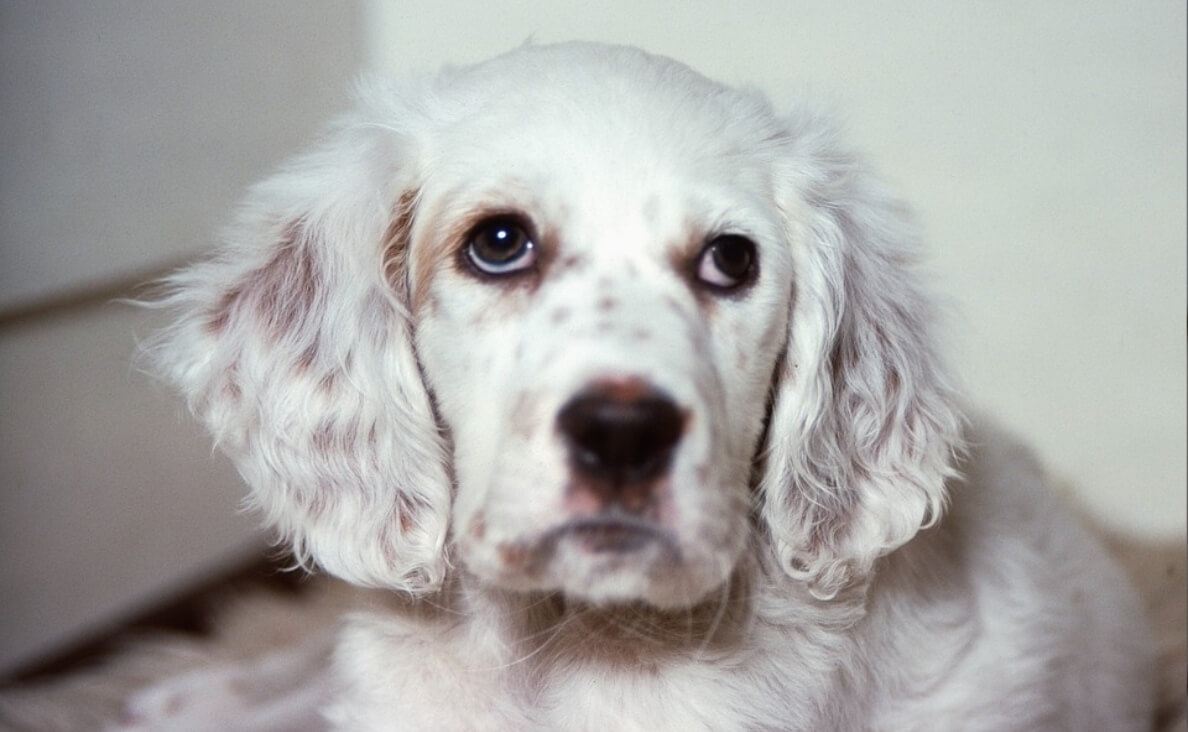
[110,663,256,731]
[109,638,332,732]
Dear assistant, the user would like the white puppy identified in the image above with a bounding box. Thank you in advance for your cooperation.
[151,42,1155,730]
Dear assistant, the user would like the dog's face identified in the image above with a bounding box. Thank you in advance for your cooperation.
[408,57,794,606]
[154,43,960,609]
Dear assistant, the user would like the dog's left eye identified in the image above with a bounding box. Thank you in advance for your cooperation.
[465,217,537,276]
[696,235,757,290]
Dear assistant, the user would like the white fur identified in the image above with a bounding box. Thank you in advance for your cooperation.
[149,42,1155,730]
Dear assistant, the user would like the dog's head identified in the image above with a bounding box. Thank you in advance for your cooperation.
[152,43,961,608]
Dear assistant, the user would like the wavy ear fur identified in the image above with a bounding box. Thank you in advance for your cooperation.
[146,82,451,593]
[761,109,964,600]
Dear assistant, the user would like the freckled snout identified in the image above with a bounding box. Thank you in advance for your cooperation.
[556,380,685,514]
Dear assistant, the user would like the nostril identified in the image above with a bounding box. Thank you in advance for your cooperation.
[557,385,685,482]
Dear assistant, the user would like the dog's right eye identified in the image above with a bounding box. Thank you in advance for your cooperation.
[695,234,757,291]
[465,217,537,276]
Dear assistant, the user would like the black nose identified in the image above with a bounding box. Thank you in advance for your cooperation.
[557,383,685,484]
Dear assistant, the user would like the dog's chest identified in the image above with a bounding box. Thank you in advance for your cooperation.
[534,663,751,731]
[332,612,844,731]
[527,647,866,732]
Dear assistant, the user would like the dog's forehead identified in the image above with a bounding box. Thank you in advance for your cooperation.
[426,46,781,194]
[439,43,755,128]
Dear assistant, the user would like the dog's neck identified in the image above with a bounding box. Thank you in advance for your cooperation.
[449,568,755,672]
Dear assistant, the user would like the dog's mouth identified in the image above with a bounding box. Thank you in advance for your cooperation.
[546,512,679,557]
[470,499,735,609]
[564,515,667,553]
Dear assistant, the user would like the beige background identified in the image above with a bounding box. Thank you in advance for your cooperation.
[1,1,1183,674]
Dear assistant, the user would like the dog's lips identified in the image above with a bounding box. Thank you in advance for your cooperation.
[555,513,676,555]
[568,519,654,553]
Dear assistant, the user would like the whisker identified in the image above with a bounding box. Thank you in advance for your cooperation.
[695,575,734,659]
[472,595,583,672]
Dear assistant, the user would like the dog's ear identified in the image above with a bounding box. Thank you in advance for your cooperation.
[147,84,450,594]
[759,111,964,600]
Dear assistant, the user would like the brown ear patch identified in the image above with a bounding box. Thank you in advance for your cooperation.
[295,343,320,374]
[257,228,320,339]
[204,222,322,343]
[206,287,240,335]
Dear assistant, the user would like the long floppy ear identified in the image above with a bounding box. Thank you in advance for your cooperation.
[760,110,964,600]
[146,82,450,594]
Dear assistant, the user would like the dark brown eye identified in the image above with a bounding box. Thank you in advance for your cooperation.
[466,217,536,275]
[696,235,756,290]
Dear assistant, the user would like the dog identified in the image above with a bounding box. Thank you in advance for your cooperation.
[149,42,1155,730]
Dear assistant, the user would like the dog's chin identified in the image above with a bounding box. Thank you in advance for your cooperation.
[467,519,736,611]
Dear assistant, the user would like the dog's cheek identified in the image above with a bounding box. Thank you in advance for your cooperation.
[413,284,548,543]
[695,325,775,476]
[415,279,513,423]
